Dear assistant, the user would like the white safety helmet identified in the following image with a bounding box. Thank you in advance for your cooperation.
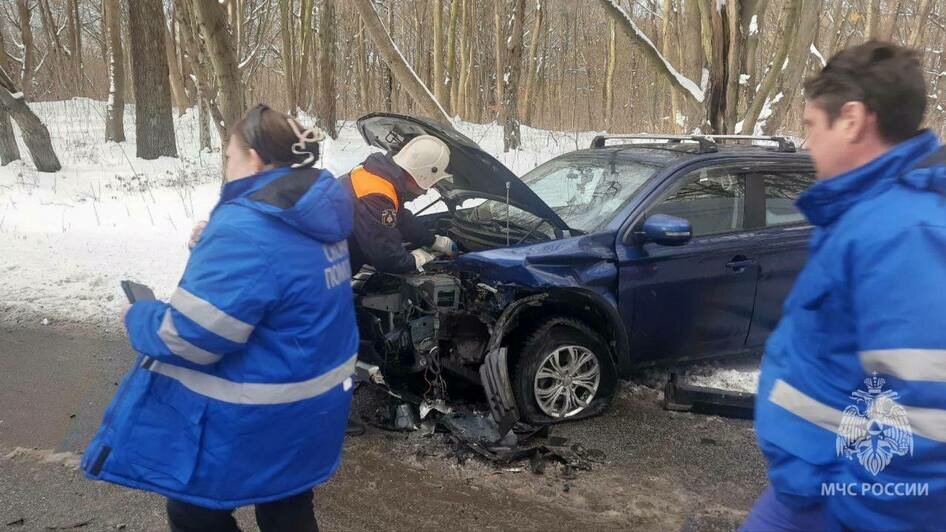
[392,135,452,190]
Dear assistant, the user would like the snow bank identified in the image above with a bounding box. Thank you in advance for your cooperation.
[637,357,760,394]
[0,99,601,327]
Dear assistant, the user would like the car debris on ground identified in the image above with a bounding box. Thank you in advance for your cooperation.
[354,364,607,478]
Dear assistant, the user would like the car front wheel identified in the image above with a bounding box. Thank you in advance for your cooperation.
[513,318,617,424]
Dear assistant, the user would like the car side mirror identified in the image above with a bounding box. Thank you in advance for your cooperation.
[640,214,692,246]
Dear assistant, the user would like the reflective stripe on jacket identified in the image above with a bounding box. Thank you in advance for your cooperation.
[755,131,946,529]
[82,166,358,509]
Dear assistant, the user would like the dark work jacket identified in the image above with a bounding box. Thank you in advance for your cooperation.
[338,153,435,274]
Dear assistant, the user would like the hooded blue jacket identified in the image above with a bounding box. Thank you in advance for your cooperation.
[755,130,946,530]
[82,166,358,509]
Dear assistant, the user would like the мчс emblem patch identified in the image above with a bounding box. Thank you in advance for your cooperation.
[380,209,397,227]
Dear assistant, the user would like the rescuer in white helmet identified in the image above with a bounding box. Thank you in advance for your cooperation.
[339,134,458,273]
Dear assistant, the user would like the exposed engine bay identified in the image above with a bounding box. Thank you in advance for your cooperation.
[354,264,502,401]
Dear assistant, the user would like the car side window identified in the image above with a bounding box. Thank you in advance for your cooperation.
[650,168,746,237]
[758,172,815,226]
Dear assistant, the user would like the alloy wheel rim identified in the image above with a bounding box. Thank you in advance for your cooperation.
[533,345,601,418]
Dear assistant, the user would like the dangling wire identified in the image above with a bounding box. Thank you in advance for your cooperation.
[286,119,326,168]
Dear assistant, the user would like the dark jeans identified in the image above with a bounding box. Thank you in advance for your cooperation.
[166,490,318,532]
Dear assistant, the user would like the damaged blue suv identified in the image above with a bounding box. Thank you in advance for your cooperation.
[353,114,814,425]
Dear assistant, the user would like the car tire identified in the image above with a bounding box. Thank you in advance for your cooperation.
[512,317,617,424]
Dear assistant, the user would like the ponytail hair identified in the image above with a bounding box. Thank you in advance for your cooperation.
[232,104,326,168]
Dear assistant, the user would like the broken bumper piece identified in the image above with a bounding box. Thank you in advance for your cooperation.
[478,347,520,437]
[662,373,755,419]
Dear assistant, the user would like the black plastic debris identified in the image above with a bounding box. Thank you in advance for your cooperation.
[663,373,755,419]
[438,413,533,462]
[374,399,420,432]
[437,411,607,477]
[440,413,517,447]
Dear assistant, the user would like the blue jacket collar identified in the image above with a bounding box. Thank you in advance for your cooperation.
[901,146,946,196]
[797,130,940,227]
[211,166,353,243]
[217,166,293,207]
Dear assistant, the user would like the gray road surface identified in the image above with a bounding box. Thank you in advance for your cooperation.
[0,325,767,531]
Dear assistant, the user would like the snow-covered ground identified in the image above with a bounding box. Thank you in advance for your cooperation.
[0,98,759,391]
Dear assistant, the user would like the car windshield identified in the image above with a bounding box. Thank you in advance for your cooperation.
[513,156,661,232]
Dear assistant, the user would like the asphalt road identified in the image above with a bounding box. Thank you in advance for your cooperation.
[0,325,768,531]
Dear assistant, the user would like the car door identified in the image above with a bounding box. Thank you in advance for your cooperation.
[616,165,760,362]
[743,169,815,347]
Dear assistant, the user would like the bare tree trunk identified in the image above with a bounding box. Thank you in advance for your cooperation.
[445,0,459,115]
[909,0,934,48]
[279,0,297,113]
[383,2,394,112]
[826,0,847,56]
[126,0,177,159]
[699,0,728,133]
[866,0,881,41]
[66,0,82,93]
[105,0,125,142]
[680,0,704,129]
[724,0,746,133]
[493,0,504,121]
[353,0,451,124]
[604,18,616,130]
[744,0,768,97]
[662,0,681,133]
[0,67,60,171]
[0,28,20,165]
[318,0,338,138]
[15,0,34,94]
[175,0,219,146]
[501,0,525,151]
[0,106,19,165]
[432,0,445,109]
[38,0,68,93]
[198,98,211,150]
[455,0,469,117]
[881,0,902,43]
[522,0,543,125]
[764,0,822,135]
[165,19,188,116]
[461,0,473,120]
[741,0,800,134]
[357,18,370,112]
[191,0,244,141]
[598,0,703,117]
[297,0,315,114]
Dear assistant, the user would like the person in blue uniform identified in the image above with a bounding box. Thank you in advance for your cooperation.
[83,104,357,531]
[744,41,946,531]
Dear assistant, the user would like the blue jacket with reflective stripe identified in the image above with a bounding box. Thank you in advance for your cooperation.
[755,130,946,529]
[82,166,358,509]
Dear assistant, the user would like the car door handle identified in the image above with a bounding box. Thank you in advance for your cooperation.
[726,256,756,271]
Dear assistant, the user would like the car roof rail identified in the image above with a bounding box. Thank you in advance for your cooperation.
[590,133,797,153]
[700,134,797,153]
[590,134,718,153]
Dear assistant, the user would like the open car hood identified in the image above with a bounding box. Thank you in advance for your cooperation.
[356,113,568,230]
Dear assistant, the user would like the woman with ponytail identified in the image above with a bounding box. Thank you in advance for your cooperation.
[83,105,356,531]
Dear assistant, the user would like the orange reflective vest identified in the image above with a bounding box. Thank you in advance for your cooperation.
[349,166,399,211]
